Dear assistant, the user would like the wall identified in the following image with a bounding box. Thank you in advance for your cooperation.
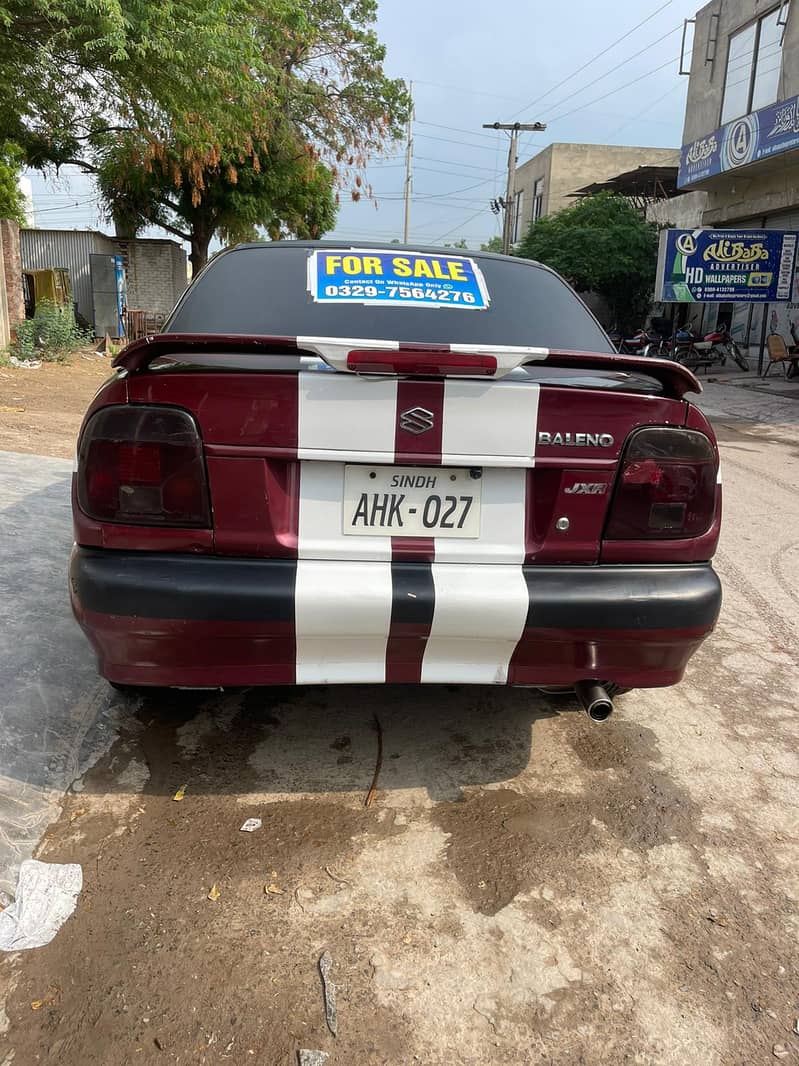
[1,220,25,329]
[21,230,188,328]
[20,229,115,324]
[514,144,680,234]
[0,223,9,348]
[681,0,799,223]
[647,190,708,229]
[683,0,799,145]
[110,238,187,317]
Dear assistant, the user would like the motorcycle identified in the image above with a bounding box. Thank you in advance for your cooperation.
[616,328,662,356]
[704,326,748,371]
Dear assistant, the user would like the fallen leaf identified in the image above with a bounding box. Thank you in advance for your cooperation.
[173,785,187,802]
[31,1000,44,1011]
[0,404,25,413]
[207,884,221,902]
[69,807,87,823]
[264,884,284,895]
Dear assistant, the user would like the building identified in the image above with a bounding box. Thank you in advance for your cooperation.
[512,143,680,241]
[20,229,187,336]
[675,0,798,348]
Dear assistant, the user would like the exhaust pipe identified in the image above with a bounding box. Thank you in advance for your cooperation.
[575,681,614,723]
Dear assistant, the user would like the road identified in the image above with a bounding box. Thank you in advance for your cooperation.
[1,381,798,1065]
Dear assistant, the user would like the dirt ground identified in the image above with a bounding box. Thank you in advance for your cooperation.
[1,383,798,1065]
[0,352,113,458]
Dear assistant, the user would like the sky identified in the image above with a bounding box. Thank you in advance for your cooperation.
[24,0,703,251]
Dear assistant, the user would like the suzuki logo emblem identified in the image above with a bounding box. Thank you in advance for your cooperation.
[399,406,435,435]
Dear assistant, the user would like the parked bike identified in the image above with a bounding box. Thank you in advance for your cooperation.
[704,326,748,371]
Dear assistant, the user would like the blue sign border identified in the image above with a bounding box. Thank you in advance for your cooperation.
[656,228,799,303]
[679,93,799,189]
[307,248,490,311]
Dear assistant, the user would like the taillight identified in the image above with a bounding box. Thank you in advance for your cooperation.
[605,427,716,540]
[78,405,211,527]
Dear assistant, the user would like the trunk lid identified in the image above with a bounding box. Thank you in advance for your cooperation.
[126,354,689,565]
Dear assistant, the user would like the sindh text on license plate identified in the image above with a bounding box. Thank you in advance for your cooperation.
[343,465,481,538]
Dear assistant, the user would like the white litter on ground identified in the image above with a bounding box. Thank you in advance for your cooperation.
[298,1052,329,1066]
[239,818,262,832]
[0,860,82,951]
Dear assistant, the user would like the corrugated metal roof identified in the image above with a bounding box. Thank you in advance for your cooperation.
[20,229,115,324]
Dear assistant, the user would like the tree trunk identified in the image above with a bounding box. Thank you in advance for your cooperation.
[190,227,213,275]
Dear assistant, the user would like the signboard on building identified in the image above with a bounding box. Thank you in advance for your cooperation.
[656,229,799,303]
[678,93,799,189]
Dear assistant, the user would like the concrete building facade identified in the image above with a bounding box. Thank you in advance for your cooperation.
[676,0,799,349]
[512,143,680,240]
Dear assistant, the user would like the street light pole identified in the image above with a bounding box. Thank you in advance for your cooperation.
[482,121,546,254]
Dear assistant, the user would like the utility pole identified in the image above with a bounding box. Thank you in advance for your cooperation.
[403,82,414,243]
[483,121,546,254]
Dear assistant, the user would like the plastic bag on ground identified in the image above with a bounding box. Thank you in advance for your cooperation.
[0,860,82,951]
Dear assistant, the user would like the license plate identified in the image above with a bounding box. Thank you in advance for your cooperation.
[343,465,481,538]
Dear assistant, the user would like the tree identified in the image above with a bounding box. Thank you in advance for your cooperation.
[517,193,658,331]
[0,1,279,163]
[480,236,504,253]
[96,134,338,270]
[4,1,408,271]
[0,141,25,224]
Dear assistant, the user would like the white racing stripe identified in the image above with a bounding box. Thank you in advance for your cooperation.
[294,559,393,683]
[433,468,527,564]
[441,380,540,466]
[298,461,392,562]
[298,371,398,462]
[421,564,529,684]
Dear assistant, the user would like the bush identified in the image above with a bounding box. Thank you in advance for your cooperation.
[8,300,92,363]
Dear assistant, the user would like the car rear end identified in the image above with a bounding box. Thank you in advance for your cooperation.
[69,242,721,693]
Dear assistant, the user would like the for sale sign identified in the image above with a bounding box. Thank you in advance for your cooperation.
[656,229,798,303]
[307,248,490,310]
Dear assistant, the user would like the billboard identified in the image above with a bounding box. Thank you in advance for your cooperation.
[656,229,799,303]
[678,93,799,189]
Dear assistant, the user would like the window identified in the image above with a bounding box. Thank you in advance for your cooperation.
[532,178,545,222]
[721,5,788,124]
[512,190,524,242]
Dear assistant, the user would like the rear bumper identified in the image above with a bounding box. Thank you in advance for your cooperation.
[70,548,721,689]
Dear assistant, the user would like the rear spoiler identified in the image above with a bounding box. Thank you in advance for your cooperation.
[114,332,701,398]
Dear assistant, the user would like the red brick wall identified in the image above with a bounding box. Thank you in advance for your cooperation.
[0,219,24,327]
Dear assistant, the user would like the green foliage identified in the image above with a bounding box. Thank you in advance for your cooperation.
[9,300,91,363]
[0,140,25,224]
[3,1,408,271]
[480,236,504,253]
[0,0,281,159]
[517,193,659,331]
[444,238,469,250]
[96,132,338,269]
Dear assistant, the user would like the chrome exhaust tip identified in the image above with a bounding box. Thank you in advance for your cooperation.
[574,681,614,723]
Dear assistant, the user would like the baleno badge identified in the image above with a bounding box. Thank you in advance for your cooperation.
[400,406,434,435]
[538,431,614,447]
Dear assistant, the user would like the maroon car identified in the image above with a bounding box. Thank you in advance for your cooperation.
[69,243,721,721]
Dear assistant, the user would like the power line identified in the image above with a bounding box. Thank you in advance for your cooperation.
[414,132,502,154]
[512,0,675,118]
[415,120,503,143]
[547,53,681,124]
[535,24,682,120]
[433,204,492,244]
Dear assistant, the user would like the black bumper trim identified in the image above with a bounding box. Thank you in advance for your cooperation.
[71,548,721,631]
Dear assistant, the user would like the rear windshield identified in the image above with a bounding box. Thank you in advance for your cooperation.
[166,244,613,352]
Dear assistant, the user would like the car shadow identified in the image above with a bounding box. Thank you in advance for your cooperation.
[104,683,564,804]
